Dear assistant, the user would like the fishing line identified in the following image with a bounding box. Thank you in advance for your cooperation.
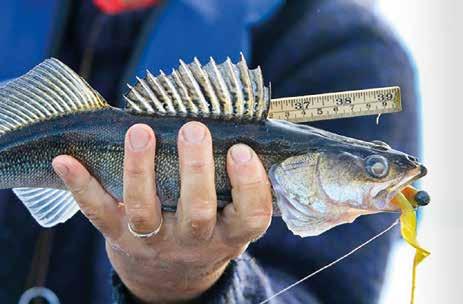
[258,218,400,304]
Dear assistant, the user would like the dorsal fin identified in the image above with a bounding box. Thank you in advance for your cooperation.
[0,59,108,135]
[124,54,271,121]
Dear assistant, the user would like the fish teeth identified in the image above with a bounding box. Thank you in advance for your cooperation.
[124,55,271,121]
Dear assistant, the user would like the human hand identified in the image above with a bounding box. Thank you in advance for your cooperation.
[51,122,272,303]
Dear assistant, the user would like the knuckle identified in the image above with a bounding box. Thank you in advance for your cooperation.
[183,207,216,241]
[235,179,267,192]
[256,195,273,212]
[232,184,272,207]
[242,214,271,236]
[124,186,155,205]
[70,176,92,196]
[124,193,144,206]
[189,207,215,226]
[129,212,152,230]
[82,206,101,222]
[125,166,147,178]
[223,213,271,246]
[126,201,149,214]
[184,159,213,174]
[188,224,210,241]
[189,198,214,208]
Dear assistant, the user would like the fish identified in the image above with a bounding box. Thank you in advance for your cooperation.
[0,55,427,237]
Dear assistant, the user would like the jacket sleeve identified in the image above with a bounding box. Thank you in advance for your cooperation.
[249,1,420,303]
[111,253,321,304]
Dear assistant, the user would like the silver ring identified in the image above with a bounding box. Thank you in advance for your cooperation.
[128,217,163,239]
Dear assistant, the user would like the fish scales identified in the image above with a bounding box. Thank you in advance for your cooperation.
[0,57,427,237]
[0,109,298,206]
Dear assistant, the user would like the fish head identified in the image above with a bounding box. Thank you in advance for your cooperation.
[317,147,427,210]
[268,141,427,237]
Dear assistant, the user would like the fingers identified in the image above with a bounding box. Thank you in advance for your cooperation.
[52,155,122,238]
[123,124,162,235]
[176,122,217,243]
[222,144,272,244]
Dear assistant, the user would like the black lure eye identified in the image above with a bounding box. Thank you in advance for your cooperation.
[365,155,389,178]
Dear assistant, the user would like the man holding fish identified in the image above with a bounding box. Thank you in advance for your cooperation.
[0,1,425,303]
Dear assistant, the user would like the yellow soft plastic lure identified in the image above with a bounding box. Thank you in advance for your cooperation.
[393,189,430,304]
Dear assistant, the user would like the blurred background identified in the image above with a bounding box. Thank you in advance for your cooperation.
[0,1,460,303]
[377,1,462,303]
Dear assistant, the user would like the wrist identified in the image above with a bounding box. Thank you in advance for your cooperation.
[129,264,228,303]
[110,249,230,303]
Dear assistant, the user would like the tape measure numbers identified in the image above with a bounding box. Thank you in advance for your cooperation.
[268,86,401,123]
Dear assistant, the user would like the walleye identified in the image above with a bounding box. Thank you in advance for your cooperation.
[0,56,427,237]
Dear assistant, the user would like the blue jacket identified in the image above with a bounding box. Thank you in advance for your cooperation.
[0,0,420,303]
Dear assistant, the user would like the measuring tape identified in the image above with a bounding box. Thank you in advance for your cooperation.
[268,86,401,123]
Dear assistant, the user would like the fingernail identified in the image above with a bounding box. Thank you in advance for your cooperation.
[129,126,150,151]
[53,162,69,178]
[182,123,206,143]
[231,144,253,164]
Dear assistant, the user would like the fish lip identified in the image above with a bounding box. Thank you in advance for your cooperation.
[382,165,427,211]
[418,164,428,178]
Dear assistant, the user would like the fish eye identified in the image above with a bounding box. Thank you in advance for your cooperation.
[365,155,389,178]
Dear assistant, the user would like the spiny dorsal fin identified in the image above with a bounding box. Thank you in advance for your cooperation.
[0,59,108,135]
[124,54,271,121]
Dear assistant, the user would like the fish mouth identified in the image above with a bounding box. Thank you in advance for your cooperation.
[381,164,427,211]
